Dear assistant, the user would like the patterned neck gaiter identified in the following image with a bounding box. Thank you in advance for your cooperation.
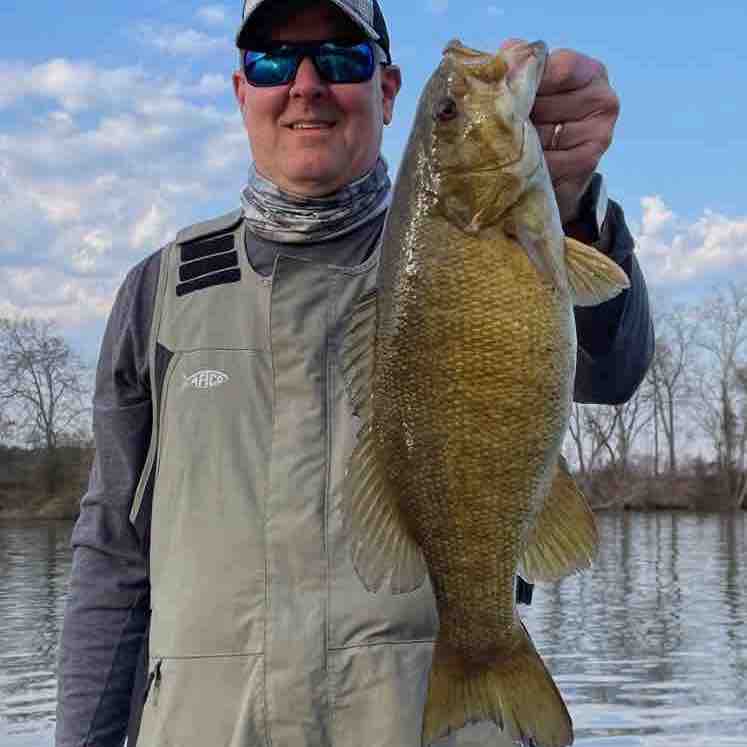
[240,157,391,244]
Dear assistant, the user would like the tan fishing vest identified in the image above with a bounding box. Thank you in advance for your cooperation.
[130,211,511,747]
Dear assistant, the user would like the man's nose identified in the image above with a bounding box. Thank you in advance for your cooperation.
[289,56,327,99]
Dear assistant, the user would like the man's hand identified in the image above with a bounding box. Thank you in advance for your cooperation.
[502,40,620,225]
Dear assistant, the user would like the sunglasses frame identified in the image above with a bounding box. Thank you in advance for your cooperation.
[242,39,385,88]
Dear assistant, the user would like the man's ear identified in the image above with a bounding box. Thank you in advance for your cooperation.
[233,70,247,110]
[381,65,402,125]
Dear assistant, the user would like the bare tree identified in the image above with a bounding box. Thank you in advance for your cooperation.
[647,308,696,474]
[615,394,652,476]
[0,318,90,491]
[693,283,747,509]
[0,408,15,444]
[567,403,622,505]
[736,365,747,509]
[568,403,614,483]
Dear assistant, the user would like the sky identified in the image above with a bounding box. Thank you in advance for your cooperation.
[1,0,746,362]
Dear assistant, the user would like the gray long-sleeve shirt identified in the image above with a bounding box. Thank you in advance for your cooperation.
[56,200,654,747]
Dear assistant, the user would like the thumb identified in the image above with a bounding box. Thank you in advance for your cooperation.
[500,37,527,50]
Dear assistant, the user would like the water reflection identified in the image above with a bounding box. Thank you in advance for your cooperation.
[522,512,746,745]
[0,513,745,746]
[0,521,73,745]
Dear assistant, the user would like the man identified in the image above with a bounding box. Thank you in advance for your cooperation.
[56,1,654,745]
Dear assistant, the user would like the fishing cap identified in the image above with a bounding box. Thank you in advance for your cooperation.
[236,0,391,62]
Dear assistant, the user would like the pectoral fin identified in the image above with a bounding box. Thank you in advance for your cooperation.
[564,237,630,307]
[519,456,599,583]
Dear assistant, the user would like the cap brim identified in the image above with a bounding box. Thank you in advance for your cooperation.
[236,0,381,48]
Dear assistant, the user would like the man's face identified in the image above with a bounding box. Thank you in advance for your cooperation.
[233,1,401,196]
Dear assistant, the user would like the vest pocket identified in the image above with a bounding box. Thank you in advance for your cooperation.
[148,349,271,657]
[137,653,267,747]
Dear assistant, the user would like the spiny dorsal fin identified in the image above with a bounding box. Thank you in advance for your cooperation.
[564,237,630,307]
[340,290,377,417]
[340,289,427,594]
[343,425,427,594]
[519,455,599,583]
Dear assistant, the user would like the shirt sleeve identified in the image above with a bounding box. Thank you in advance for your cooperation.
[56,250,161,747]
[573,199,655,405]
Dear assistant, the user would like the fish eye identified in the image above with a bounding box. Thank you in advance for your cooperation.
[434,97,459,122]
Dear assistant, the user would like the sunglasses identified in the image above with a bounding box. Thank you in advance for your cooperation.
[243,40,383,87]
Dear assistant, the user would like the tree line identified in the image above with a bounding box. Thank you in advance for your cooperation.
[1,280,745,512]
[0,318,92,503]
[568,281,746,510]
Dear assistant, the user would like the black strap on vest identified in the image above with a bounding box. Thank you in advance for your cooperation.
[516,576,534,605]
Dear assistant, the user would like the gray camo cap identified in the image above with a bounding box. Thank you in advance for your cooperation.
[236,0,391,61]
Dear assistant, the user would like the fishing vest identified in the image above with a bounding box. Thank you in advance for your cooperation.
[130,211,510,747]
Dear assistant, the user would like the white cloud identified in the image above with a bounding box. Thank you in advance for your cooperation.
[0,59,154,112]
[640,195,674,235]
[0,266,116,327]
[197,4,231,26]
[131,203,172,252]
[633,196,747,286]
[0,55,247,341]
[73,229,114,273]
[193,73,232,97]
[136,24,230,56]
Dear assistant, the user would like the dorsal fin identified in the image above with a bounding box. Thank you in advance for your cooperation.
[340,290,427,594]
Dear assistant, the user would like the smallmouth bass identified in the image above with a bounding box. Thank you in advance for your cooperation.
[342,39,629,747]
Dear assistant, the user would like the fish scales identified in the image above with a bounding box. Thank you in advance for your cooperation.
[378,222,575,657]
[342,38,630,747]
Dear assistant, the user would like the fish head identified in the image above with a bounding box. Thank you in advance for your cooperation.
[420,39,548,234]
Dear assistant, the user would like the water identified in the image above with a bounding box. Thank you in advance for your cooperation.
[0,522,73,747]
[1,513,745,746]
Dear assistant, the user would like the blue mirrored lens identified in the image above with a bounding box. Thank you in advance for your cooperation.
[244,42,375,87]
[316,42,374,83]
[245,51,298,86]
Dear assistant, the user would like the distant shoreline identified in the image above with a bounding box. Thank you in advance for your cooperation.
[2,447,744,521]
[1,495,743,523]
[0,493,85,522]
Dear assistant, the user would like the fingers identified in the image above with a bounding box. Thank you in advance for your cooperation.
[544,140,606,186]
[535,108,617,154]
[496,39,619,223]
[499,38,526,51]
[532,78,620,127]
[537,48,608,96]
[551,175,596,225]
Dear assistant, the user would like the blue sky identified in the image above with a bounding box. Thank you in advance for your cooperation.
[1,0,745,360]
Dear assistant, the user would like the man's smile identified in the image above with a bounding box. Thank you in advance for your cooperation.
[287,120,336,130]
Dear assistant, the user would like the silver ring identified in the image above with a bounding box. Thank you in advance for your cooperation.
[550,122,564,150]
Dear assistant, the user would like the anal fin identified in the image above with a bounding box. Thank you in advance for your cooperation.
[519,456,599,583]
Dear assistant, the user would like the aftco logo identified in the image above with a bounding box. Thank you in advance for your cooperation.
[184,370,229,390]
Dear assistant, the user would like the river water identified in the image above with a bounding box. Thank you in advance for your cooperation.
[1,512,745,746]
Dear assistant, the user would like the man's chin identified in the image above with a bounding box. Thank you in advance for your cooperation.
[280,164,352,197]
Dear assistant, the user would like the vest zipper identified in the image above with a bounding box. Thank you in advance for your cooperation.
[143,659,163,707]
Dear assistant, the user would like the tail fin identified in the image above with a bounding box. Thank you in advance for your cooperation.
[422,622,572,747]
